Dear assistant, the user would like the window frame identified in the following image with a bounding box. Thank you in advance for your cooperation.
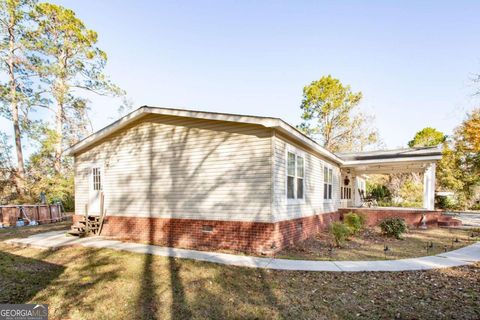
[285,147,306,204]
[323,164,334,202]
[90,164,104,192]
[341,186,352,200]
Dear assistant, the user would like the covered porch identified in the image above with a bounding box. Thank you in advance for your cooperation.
[337,146,442,211]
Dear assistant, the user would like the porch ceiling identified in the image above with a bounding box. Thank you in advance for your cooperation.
[338,146,442,175]
[343,161,431,175]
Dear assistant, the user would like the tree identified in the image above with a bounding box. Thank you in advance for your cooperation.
[24,124,74,210]
[298,75,378,152]
[29,3,123,173]
[408,127,446,148]
[436,109,480,209]
[458,108,480,152]
[0,0,36,196]
[0,131,17,203]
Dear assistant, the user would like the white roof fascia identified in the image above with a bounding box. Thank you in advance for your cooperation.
[342,155,442,167]
[65,107,148,156]
[65,106,344,164]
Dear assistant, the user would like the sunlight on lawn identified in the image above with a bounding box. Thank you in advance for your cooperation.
[0,223,479,319]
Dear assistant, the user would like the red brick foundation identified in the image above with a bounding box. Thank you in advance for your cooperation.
[72,212,340,254]
[338,208,443,227]
[72,209,458,254]
[273,212,340,249]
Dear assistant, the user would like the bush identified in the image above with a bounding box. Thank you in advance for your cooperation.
[435,195,456,210]
[367,183,391,201]
[330,222,351,247]
[470,203,480,211]
[377,200,422,208]
[379,217,407,239]
[343,212,365,234]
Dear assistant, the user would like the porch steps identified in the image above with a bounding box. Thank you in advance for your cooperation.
[68,216,101,237]
[438,216,463,227]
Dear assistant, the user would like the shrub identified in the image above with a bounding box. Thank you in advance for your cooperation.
[470,203,480,211]
[343,212,365,234]
[330,222,351,247]
[435,196,456,210]
[379,217,407,239]
[366,183,391,201]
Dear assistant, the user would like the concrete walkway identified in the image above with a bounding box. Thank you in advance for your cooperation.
[5,230,480,272]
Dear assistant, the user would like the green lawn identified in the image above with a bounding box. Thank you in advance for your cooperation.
[1,223,479,319]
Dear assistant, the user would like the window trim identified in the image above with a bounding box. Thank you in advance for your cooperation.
[341,186,352,200]
[90,163,104,192]
[323,163,334,202]
[285,147,306,204]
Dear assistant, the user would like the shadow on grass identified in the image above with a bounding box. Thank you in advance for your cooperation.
[25,247,123,319]
[0,250,65,303]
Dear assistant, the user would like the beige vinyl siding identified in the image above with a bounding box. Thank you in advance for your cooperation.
[75,114,273,222]
[272,132,341,222]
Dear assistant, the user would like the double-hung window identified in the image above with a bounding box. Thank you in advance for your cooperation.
[323,166,333,200]
[287,151,305,201]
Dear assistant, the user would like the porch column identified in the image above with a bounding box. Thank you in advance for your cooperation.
[353,176,363,207]
[423,163,436,210]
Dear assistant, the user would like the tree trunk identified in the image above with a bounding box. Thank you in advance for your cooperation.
[54,101,63,173]
[8,14,25,197]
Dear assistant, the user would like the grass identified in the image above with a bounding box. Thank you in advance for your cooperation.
[0,223,479,319]
[276,227,476,261]
[0,220,72,240]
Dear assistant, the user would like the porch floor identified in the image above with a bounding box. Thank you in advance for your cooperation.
[342,206,433,211]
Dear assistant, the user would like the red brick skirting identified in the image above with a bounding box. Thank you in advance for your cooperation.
[72,209,457,254]
[338,208,443,227]
[72,212,340,254]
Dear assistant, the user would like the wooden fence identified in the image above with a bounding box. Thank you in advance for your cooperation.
[0,204,65,226]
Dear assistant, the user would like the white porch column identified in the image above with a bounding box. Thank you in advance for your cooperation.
[423,163,436,210]
[353,175,365,207]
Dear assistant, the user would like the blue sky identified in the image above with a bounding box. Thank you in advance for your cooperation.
[3,0,480,152]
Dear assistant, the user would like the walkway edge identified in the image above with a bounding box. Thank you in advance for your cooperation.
[4,231,480,272]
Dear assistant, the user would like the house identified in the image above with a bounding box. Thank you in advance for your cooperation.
[66,106,443,253]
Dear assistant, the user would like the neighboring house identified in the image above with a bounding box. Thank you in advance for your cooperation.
[66,106,442,253]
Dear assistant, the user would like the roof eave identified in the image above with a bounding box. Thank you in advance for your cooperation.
[64,107,149,156]
[341,155,443,167]
[64,106,344,164]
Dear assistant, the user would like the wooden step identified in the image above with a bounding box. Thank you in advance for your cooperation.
[69,215,102,237]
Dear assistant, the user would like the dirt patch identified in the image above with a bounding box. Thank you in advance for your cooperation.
[276,227,477,261]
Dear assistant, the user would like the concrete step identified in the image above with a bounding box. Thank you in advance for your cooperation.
[68,229,84,236]
[438,216,463,227]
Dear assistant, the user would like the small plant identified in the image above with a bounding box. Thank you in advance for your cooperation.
[343,212,365,235]
[379,217,407,239]
[330,221,351,247]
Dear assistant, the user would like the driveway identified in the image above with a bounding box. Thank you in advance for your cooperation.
[449,212,480,227]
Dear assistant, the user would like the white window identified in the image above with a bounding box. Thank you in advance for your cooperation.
[92,167,102,191]
[323,166,333,200]
[287,151,305,201]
